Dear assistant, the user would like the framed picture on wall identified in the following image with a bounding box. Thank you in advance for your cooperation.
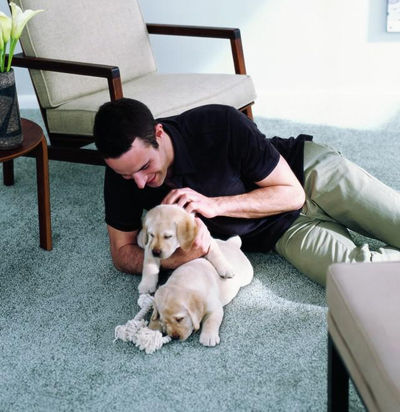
[387,0,400,32]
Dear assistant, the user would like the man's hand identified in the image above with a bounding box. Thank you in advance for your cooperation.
[191,217,212,255]
[160,217,212,269]
[162,187,220,218]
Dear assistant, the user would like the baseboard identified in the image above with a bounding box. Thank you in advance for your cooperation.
[253,91,400,130]
[18,94,40,110]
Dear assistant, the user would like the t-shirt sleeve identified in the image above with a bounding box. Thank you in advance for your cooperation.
[104,166,143,232]
[229,109,280,182]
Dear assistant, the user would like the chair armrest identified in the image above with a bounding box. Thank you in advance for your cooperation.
[146,23,247,75]
[10,53,123,101]
[146,23,241,39]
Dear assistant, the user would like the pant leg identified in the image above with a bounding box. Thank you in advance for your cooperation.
[275,141,400,286]
[302,141,400,248]
[275,215,400,286]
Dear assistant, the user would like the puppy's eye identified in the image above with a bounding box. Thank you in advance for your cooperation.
[149,233,154,238]
[164,234,172,239]
[175,317,184,323]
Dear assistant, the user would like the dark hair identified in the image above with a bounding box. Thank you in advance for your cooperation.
[93,98,158,158]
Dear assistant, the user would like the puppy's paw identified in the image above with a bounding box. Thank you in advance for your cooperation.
[209,254,236,278]
[218,264,236,279]
[212,261,235,279]
[138,278,157,295]
[199,331,220,347]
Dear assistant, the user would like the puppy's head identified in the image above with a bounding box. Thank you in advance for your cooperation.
[150,284,205,340]
[142,205,198,259]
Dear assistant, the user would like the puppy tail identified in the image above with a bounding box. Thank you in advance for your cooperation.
[226,235,241,248]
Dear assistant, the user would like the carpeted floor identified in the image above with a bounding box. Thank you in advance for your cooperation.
[2,108,398,411]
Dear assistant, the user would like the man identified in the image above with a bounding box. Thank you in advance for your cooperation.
[93,98,400,286]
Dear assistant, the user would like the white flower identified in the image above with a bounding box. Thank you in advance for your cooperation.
[0,12,12,44]
[0,3,44,72]
[9,2,43,40]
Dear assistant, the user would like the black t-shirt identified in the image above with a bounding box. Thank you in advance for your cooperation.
[104,104,312,252]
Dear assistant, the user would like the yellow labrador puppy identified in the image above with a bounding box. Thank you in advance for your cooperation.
[149,236,253,346]
[137,204,236,295]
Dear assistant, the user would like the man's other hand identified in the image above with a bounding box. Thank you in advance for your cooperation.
[162,187,220,218]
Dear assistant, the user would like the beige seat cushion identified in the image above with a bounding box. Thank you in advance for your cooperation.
[327,262,400,412]
[46,72,256,136]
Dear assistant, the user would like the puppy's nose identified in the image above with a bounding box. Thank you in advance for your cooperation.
[171,334,180,340]
[152,248,161,257]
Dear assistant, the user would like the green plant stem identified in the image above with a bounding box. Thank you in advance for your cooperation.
[0,47,5,72]
[6,38,18,72]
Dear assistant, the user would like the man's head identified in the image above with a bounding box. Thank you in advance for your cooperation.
[93,98,157,158]
[93,98,174,189]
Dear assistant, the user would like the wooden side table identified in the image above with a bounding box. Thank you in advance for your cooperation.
[1,118,52,250]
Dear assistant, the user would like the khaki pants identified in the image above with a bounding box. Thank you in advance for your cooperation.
[275,141,400,286]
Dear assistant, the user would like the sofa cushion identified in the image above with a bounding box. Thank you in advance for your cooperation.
[327,262,400,412]
[45,72,256,136]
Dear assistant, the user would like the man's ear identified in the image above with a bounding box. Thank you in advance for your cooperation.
[186,292,205,331]
[176,215,198,251]
[155,123,164,139]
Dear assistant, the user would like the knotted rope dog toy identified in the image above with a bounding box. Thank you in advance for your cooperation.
[114,294,171,354]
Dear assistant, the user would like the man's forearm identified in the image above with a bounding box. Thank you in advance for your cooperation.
[111,243,144,275]
[214,184,305,219]
[160,247,206,270]
[162,155,306,219]
[111,243,205,274]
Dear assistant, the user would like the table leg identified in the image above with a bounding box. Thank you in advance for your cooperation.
[33,136,52,250]
[3,160,14,186]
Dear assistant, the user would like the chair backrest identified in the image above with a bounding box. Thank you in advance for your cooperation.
[14,0,156,108]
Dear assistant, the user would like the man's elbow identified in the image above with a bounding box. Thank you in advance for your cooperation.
[110,248,140,275]
[111,255,125,273]
[293,186,306,210]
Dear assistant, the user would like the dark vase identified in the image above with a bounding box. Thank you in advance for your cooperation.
[0,68,23,150]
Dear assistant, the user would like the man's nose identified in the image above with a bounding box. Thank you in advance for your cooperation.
[133,172,146,189]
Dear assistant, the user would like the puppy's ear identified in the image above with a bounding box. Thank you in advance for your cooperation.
[176,214,198,251]
[148,304,162,331]
[186,292,205,331]
[137,225,148,248]
[151,304,159,321]
[153,286,166,313]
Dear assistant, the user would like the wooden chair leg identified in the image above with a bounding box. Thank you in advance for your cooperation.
[243,105,253,120]
[3,160,14,186]
[33,137,52,250]
[240,105,254,120]
[328,333,349,412]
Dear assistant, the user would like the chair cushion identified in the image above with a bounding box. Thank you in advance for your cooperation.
[16,0,156,108]
[327,262,400,412]
[45,72,256,136]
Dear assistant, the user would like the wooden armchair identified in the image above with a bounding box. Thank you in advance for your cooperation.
[10,0,256,166]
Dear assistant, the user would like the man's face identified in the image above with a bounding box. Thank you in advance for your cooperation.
[105,138,168,189]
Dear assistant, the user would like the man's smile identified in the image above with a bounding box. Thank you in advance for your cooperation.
[147,174,157,185]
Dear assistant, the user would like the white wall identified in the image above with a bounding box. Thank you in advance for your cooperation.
[3,0,400,129]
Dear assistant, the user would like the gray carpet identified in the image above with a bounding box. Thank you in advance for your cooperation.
[2,108,398,411]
